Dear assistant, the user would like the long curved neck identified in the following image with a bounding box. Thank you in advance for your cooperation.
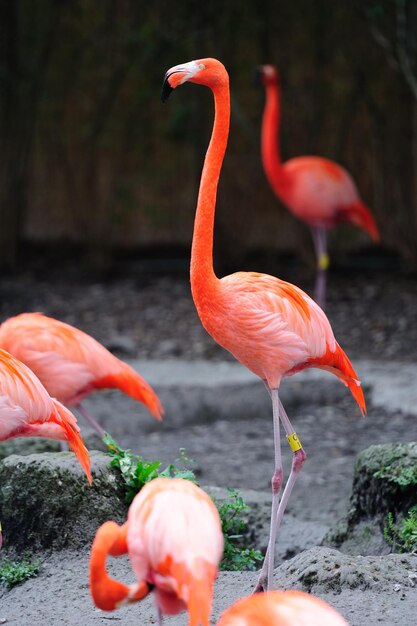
[261,80,287,196]
[190,79,230,301]
[89,521,149,611]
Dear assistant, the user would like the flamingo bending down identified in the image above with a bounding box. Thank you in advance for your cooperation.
[89,477,223,626]
[257,64,380,309]
[0,313,164,438]
[0,348,91,483]
[216,589,348,625]
[162,58,366,591]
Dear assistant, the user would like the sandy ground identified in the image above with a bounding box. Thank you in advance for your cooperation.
[1,260,417,624]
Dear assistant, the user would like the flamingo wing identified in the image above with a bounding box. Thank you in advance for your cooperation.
[213,271,336,387]
[0,313,163,417]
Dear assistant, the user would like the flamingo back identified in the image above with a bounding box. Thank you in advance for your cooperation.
[216,590,348,625]
[127,478,223,624]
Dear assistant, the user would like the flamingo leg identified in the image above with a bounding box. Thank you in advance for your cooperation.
[158,607,163,625]
[76,402,105,439]
[255,387,283,592]
[272,398,307,538]
[311,226,329,310]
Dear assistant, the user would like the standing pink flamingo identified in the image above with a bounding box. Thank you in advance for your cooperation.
[162,57,365,591]
[216,589,348,625]
[89,477,223,625]
[0,312,164,438]
[257,64,380,308]
[0,348,91,483]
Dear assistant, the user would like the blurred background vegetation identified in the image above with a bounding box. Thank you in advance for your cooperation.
[0,0,416,273]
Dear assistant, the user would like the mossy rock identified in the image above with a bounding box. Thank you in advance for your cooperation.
[325,442,417,555]
[348,442,417,523]
[0,451,127,553]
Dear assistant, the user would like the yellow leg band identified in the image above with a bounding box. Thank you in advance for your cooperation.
[318,253,330,270]
[287,432,302,452]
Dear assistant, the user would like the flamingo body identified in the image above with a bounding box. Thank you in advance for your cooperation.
[0,348,91,482]
[197,270,363,407]
[89,477,223,625]
[216,590,348,625]
[162,57,366,590]
[0,313,163,418]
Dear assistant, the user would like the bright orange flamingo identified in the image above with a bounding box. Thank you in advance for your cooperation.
[0,348,91,483]
[162,58,365,591]
[216,589,348,625]
[257,64,380,309]
[89,477,223,625]
[0,312,164,438]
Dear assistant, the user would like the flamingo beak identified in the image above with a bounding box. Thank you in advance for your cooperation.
[161,61,205,102]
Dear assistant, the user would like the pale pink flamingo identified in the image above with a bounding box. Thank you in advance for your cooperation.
[0,348,91,483]
[258,64,380,308]
[0,312,164,438]
[217,589,348,625]
[162,57,366,590]
[89,477,223,625]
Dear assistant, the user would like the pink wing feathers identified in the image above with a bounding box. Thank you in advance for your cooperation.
[0,348,91,483]
[127,478,223,626]
[0,313,163,418]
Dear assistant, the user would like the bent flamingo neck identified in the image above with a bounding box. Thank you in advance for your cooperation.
[261,80,288,197]
[190,79,230,305]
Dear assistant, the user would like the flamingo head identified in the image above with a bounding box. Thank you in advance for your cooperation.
[162,58,228,101]
[256,64,279,86]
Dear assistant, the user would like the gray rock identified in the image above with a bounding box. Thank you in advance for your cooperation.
[274,545,417,593]
[0,451,127,552]
[325,442,417,555]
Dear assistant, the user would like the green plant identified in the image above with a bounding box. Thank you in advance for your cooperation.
[374,465,417,486]
[104,434,196,504]
[215,489,263,571]
[383,505,417,553]
[0,556,41,588]
[105,436,263,571]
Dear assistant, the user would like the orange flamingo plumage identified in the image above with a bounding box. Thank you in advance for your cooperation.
[216,589,348,625]
[89,477,223,626]
[257,64,380,308]
[162,57,365,590]
[0,313,164,438]
[0,348,91,483]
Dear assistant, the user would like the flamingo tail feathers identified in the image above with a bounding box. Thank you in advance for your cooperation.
[327,344,366,416]
[95,365,164,421]
[53,399,92,483]
[343,201,380,242]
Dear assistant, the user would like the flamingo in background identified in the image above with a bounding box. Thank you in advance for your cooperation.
[216,589,348,625]
[0,312,164,438]
[0,348,91,483]
[257,64,380,309]
[89,477,223,625]
[162,57,365,591]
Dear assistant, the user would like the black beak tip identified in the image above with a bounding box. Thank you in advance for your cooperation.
[161,76,173,103]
